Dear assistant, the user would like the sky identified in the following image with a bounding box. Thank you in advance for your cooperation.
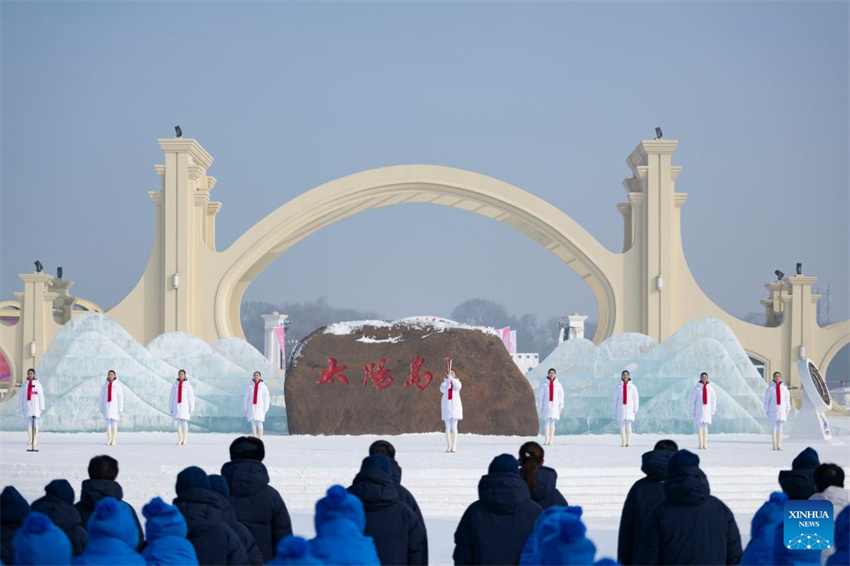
[1,1,848,331]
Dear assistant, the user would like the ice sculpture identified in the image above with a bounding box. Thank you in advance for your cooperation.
[0,313,285,433]
[526,318,778,434]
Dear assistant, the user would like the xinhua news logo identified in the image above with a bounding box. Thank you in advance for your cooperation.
[784,500,833,550]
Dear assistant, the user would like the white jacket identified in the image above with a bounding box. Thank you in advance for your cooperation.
[613,381,639,422]
[19,380,45,418]
[809,486,850,521]
[690,382,717,425]
[168,380,196,421]
[440,376,463,421]
[99,380,125,421]
[244,381,271,422]
[764,382,791,422]
[537,379,565,420]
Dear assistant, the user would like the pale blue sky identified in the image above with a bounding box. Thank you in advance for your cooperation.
[1,1,847,329]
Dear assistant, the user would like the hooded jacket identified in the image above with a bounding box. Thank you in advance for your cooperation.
[221,459,292,561]
[454,471,543,565]
[309,485,380,566]
[14,512,72,566]
[208,475,263,566]
[617,449,673,565]
[528,467,568,511]
[173,468,248,566]
[31,479,88,556]
[347,457,427,565]
[1,485,30,566]
[140,496,199,566]
[636,461,742,565]
[739,492,787,565]
[73,497,146,566]
[779,447,820,501]
[75,478,145,550]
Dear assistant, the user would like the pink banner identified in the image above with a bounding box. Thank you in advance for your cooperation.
[273,326,286,368]
[496,327,516,354]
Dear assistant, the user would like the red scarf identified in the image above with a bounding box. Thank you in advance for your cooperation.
[549,379,554,401]
[178,380,183,403]
[776,382,781,405]
[27,380,33,401]
[253,381,259,405]
[702,383,708,405]
[108,381,113,402]
[623,381,628,404]
[448,379,453,400]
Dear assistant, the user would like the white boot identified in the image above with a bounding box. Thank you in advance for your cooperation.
[257,425,263,440]
[549,425,556,446]
[450,432,458,453]
[251,426,258,438]
[697,430,704,449]
[31,429,38,448]
[111,427,118,446]
[625,428,632,447]
[776,431,782,450]
[27,426,33,446]
[177,427,184,446]
[703,430,709,449]
[181,427,188,446]
[445,431,452,452]
[106,429,112,446]
[620,428,627,447]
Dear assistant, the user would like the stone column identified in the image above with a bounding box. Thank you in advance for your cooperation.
[262,312,288,370]
[14,273,58,386]
[783,275,820,389]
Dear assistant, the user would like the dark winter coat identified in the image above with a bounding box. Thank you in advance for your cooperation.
[347,464,428,565]
[74,497,146,566]
[453,472,542,565]
[779,469,816,500]
[221,459,292,562]
[31,492,88,556]
[1,486,30,566]
[209,490,263,565]
[617,449,673,565]
[141,497,199,566]
[388,459,425,522]
[636,467,742,565]
[75,479,145,551]
[173,488,247,566]
[527,466,568,511]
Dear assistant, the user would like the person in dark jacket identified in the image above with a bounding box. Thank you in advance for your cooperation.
[518,442,568,510]
[347,455,427,565]
[74,497,146,566]
[209,474,263,566]
[368,440,426,522]
[454,454,542,565]
[827,506,849,566]
[1,485,30,566]
[221,436,292,561]
[31,479,88,556]
[739,491,787,565]
[173,466,247,566]
[636,450,742,566]
[778,447,820,500]
[617,439,677,565]
[75,455,145,551]
[13,512,72,566]
[141,496,199,566]
[309,485,380,566]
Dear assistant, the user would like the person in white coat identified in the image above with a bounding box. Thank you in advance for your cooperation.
[440,369,463,452]
[764,371,791,450]
[537,368,564,446]
[99,370,125,446]
[168,369,195,446]
[244,371,270,439]
[690,372,717,449]
[613,370,639,447]
[19,368,45,449]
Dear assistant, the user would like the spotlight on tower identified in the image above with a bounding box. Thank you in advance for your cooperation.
[796,262,802,275]
[775,269,785,281]
[34,260,43,273]
[57,267,63,279]
[655,127,663,139]
[175,125,183,138]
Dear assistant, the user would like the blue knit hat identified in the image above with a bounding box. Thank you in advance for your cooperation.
[176,466,211,493]
[750,492,788,538]
[1,485,30,524]
[361,455,391,475]
[315,485,366,533]
[668,450,700,476]
[792,447,820,470]
[142,496,188,540]
[539,512,597,565]
[208,474,231,498]
[45,479,75,506]
[88,497,140,549]
[488,454,520,475]
[270,536,324,565]
[13,512,72,565]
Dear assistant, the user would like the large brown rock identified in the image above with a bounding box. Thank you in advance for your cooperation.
[285,319,539,435]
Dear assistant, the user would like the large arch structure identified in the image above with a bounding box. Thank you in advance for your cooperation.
[213,165,623,343]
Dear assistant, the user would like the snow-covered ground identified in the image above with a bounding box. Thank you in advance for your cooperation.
[2,430,848,565]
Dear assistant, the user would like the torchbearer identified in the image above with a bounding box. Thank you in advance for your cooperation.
[440,359,463,453]
[99,370,125,446]
[690,372,717,449]
[19,368,45,450]
[168,369,195,445]
[764,371,790,450]
[244,371,271,439]
[613,370,639,447]
[537,368,564,446]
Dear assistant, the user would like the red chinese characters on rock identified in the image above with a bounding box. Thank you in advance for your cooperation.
[404,357,433,392]
[317,358,349,385]
[363,359,394,389]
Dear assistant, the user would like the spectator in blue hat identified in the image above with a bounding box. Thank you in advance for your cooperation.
[140,496,198,566]
[268,536,323,566]
[310,485,380,565]
[74,497,145,565]
[520,506,582,565]
[539,512,597,565]
[14,512,72,566]
[31,479,88,555]
[739,491,787,565]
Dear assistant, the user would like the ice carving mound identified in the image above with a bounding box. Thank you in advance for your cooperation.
[526,318,772,434]
[0,313,285,433]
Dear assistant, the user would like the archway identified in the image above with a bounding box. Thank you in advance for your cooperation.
[213,165,623,344]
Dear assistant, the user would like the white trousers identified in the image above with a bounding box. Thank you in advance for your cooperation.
[252,420,264,434]
[444,419,458,433]
[772,421,784,434]
[29,416,38,430]
[619,419,633,432]
[176,419,188,432]
[698,422,709,431]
